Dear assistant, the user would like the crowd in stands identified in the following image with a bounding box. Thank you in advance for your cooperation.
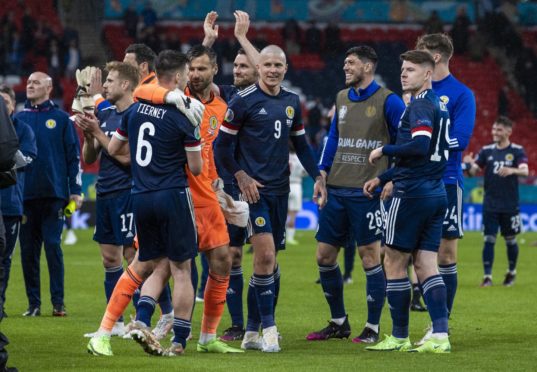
[0,6,80,98]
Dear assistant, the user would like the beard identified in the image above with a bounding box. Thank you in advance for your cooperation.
[345,74,363,87]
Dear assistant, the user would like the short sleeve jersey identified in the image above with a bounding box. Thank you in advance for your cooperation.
[95,106,132,195]
[393,89,450,197]
[476,143,528,213]
[116,102,201,194]
[220,83,305,195]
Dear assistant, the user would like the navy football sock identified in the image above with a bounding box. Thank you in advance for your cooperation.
[158,283,173,315]
[104,265,123,302]
[132,287,141,309]
[253,273,275,329]
[246,277,261,332]
[319,263,345,319]
[438,263,457,316]
[386,278,411,339]
[506,239,519,272]
[364,264,386,326]
[190,258,199,320]
[105,265,124,322]
[172,318,191,348]
[422,275,448,334]
[273,265,281,317]
[136,295,156,327]
[227,266,244,327]
[483,241,495,276]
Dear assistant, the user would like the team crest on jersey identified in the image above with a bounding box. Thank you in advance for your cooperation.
[365,106,377,118]
[208,116,218,135]
[45,119,56,129]
[440,95,450,105]
[285,106,295,119]
[339,105,347,121]
[255,217,266,227]
[225,108,234,122]
[505,153,514,162]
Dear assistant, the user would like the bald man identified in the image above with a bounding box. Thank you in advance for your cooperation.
[15,71,82,317]
[215,45,326,352]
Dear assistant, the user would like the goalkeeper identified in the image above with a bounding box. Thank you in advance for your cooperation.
[86,43,204,127]
[128,44,248,355]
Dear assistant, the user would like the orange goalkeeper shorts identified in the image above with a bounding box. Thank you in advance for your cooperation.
[195,203,229,251]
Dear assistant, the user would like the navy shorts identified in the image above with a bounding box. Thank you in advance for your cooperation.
[224,183,247,247]
[133,188,198,263]
[442,183,463,239]
[316,193,382,248]
[94,189,135,246]
[384,195,447,252]
[483,210,521,237]
[246,193,288,251]
[380,197,392,246]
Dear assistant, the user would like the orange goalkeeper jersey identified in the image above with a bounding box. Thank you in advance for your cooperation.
[184,86,228,207]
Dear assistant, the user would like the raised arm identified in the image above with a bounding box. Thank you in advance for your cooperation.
[234,11,260,67]
[202,11,219,48]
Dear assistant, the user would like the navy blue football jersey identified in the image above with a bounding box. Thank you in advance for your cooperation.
[215,84,240,185]
[96,106,132,195]
[220,83,305,195]
[476,143,528,213]
[392,89,450,197]
[218,84,239,104]
[116,102,201,194]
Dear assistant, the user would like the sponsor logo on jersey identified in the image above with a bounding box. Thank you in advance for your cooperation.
[365,105,376,118]
[505,153,514,161]
[285,106,295,119]
[339,105,347,121]
[258,107,268,115]
[45,119,57,129]
[440,95,450,105]
[225,108,234,122]
[101,121,107,128]
[255,217,266,227]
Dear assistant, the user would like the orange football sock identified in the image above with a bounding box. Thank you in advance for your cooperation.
[100,266,143,332]
[201,272,229,335]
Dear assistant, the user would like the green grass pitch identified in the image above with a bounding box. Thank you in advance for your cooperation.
[2,230,536,371]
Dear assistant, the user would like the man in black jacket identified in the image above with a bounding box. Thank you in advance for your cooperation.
[0,95,19,372]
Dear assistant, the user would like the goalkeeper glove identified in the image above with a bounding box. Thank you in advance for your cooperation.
[166,89,205,127]
[72,66,97,114]
[212,178,250,227]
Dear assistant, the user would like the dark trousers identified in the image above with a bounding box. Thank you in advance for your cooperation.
[0,207,5,315]
[0,217,19,307]
[19,198,65,307]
